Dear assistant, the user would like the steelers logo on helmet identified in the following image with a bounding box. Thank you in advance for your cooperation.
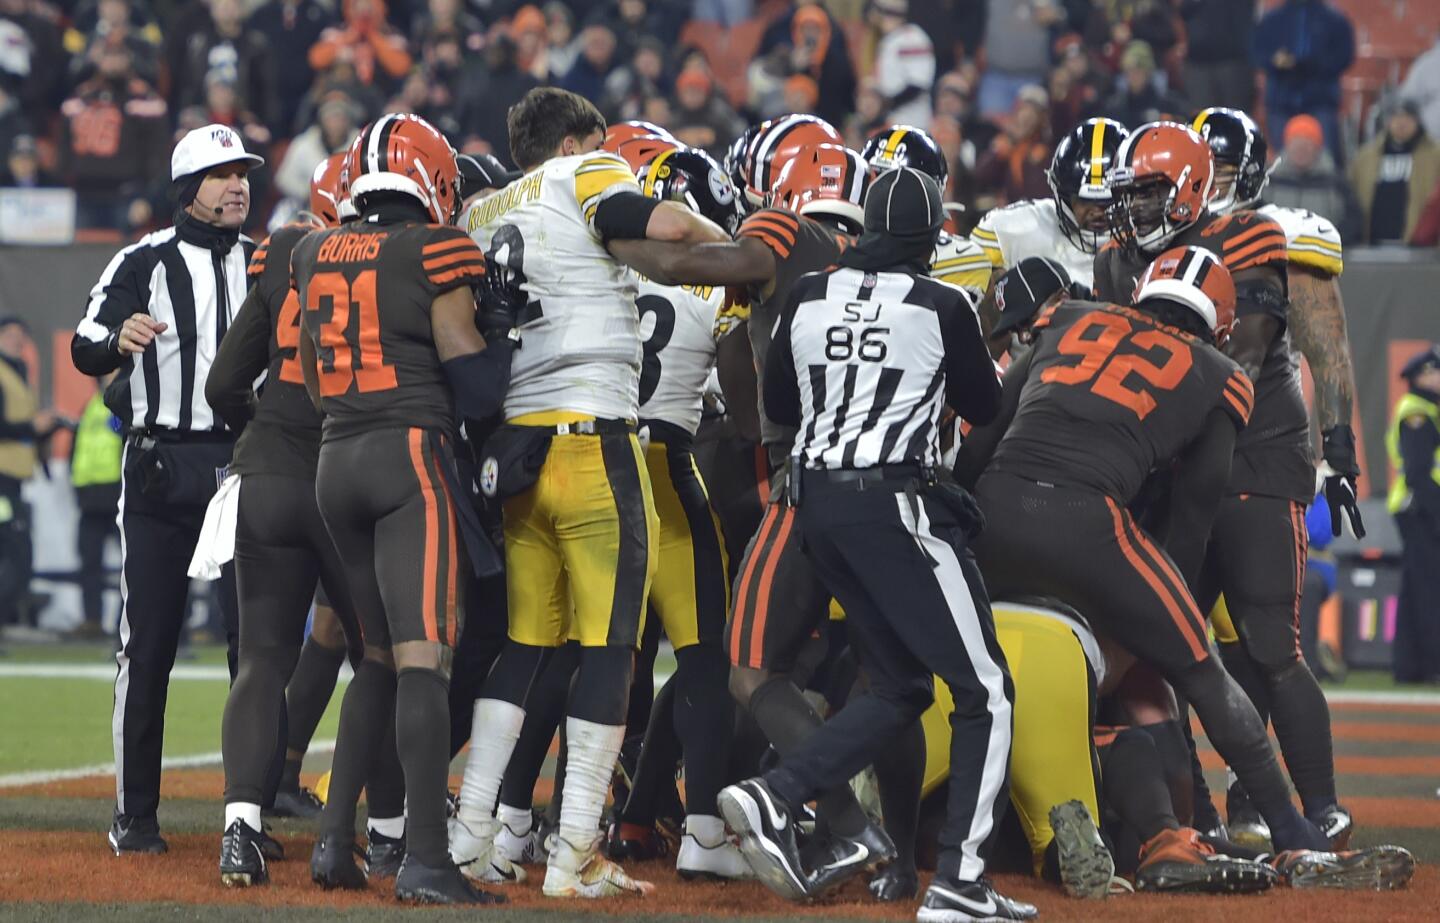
[1191,107,1271,215]
[1106,121,1214,257]
[1047,117,1129,254]
[861,125,948,188]
[640,146,744,235]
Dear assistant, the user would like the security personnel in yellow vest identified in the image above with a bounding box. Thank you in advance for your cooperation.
[1389,345,1440,684]
[0,317,51,630]
[70,378,124,639]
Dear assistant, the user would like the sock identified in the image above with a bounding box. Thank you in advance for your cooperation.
[368,815,405,839]
[874,717,925,868]
[320,658,395,838]
[278,758,302,795]
[497,802,533,835]
[285,637,348,756]
[672,644,733,818]
[225,801,262,832]
[366,710,407,821]
[457,698,525,827]
[220,645,294,808]
[1265,660,1338,816]
[395,668,452,866]
[685,813,726,846]
[558,716,625,849]
[1101,728,1181,844]
[497,644,578,810]
[621,676,682,826]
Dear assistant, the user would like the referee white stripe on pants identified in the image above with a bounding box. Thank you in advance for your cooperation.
[763,474,1014,883]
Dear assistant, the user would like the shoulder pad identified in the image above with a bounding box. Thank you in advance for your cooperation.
[1260,204,1342,276]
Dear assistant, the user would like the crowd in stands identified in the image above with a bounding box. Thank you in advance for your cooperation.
[1,0,1439,246]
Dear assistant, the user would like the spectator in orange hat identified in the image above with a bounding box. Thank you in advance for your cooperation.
[782,74,819,114]
[511,4,549,79]
[757,1,856,127]
[308,0,412,90]
[1267,114,1361,243]
[671,66,745,158]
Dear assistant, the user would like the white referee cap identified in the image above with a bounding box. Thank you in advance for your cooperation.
[171,124,265,181]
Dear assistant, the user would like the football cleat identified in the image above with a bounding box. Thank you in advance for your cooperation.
[219,820,269,887]
[542,834,656,898]
[365,828,405,880]
[676,830,753,881]
[1270,845,1415,890]
[1225,781,1273,852]
[496,811,548,865]
[108,811,167,856]
[868,862,919,902]
[310,832,367,890]
[1135,827,1277,894]
[255,824,285,861]
[1048,800,1114,899]
[1309,804,1354,850]
[918,876,1039,922]
[717,778,809,901]
[606,820,671,861]
[268,786,324,819]
[394,854,507,905]
[450,816,526,884]
[807,818,897,898]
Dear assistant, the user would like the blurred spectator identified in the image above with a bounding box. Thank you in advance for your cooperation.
[782,74,820,115]
[1180,0,1256,112]
[1400,37,1440,142]
[979,0,1063,117]
[248,0,334,138]
[1049,37,1105,128]
[542,3,579,79]
[1253,0,1354,165]
[560,23,619,102]
[170,0,274,130]
[974,84,1052,206]
[309,0,413,92]
[199,72,271,227]
[67,374,122,641]
[511,5,552,82]
[1266,114,1360,243]
[458,34,538,164]
[691,0,753,26]
[670,67,743,158]
[911,0,988,74]
[1409,180,1440,247]
[0,71,31,163]
[1084,0,1177,75]
[602,0,684,53]
[293,58,383,133]
[387,65,460,136]
[1350,98,1440,245]
[0,0,66,124]
[870,0,935,129]
[0,316,49,632]
[65,0,161,86]
[746,40,792,119]
[603,35,666,123]
[758,1,858,129]
[1096,41,1189,128]
[845,77,889,149]
[640,93,672,128]
[57,42,168,231]
[410,0,481,52]
[930,112,979,215]
[275,91,359,207]
[0,134,60,186]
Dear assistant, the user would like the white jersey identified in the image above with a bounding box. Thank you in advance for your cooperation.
[635,275,724,436]
[931,231,993,301]
[1257,202,1344,277]
[970,198,1096,290]
[463,151,641,421]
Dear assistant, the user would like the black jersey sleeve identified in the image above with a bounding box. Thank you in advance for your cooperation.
[205,284,270,432]
[761,284,803,429]
[936,283,1002,426]
[1161,406,1240,585]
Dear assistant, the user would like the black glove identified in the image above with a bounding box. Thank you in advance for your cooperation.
[475,255,526,346]
[1321,425,1365,538]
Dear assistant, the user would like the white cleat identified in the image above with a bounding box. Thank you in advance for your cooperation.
[495,817,547,866]
[449,817,526,884]
[677,832,754,881]
[542,835,655,898]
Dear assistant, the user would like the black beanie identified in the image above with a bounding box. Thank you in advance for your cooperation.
[863,166,944,240]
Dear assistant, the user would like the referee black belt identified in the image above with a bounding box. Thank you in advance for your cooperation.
[804,464,930,491]
[127,427,235,445]
[545,418,636,436]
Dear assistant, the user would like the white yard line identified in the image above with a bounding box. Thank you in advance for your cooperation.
[0,663,356,682]
[1323,689,1440,706]
[0,740,336,789]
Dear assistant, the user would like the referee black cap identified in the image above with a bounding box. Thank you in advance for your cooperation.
[1400,344,1440,380]
[991,257,1073,339]
[864,166,944,240]
[458,152,520,199]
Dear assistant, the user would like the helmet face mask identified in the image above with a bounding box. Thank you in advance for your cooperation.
[1047,118,1129,254]
[1107,122,1213,257]
[1192,107,1269,214]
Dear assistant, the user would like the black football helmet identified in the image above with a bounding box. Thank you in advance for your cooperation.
[724,123,763,210]
[861,125,948,188]
[639,146,744,236]
[1191,107,1270,214]
[1046,117,1129,253]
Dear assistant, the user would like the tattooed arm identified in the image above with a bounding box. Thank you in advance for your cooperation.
[1287,263,1355,431]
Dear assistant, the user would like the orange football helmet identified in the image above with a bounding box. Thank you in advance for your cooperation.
[744,113,842,206]
[602,120,677,153]
[308,152,347,228]
[612,134,682,174]
[1106,121,1215,255]
[770,143,869,230]
[1134,245,1237,344]
[345,113,461,224]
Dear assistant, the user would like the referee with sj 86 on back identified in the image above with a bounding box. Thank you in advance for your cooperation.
[71,123,261,856]
[716,167,1036,922]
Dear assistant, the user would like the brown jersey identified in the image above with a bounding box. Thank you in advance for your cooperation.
[292,220,485,440]
[1093,210,1312,502]
[230,223,322,477]
[735,207,853,454]
[991,301,1254,503]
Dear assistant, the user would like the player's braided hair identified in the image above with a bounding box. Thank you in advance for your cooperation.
[508,87,607,170]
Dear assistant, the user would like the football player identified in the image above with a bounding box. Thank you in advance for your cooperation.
[451,87,727,899]
[1192,106,1358,849]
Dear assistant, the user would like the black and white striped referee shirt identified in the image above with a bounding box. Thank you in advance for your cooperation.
[763,266,1000,470]
[72,220,254,433]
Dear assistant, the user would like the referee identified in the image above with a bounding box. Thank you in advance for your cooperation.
[716,168,1035,921]
[71,124,261,856]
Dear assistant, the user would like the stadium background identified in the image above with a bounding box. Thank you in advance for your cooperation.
[2,0,1440,920]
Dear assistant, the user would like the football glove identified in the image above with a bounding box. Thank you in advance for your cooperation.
[1320,425,1365,538]
[476,256,527,345]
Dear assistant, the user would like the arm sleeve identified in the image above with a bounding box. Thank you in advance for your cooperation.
[1399,419,1440,522]
[761,290,802,430]
[72,242,151,376]
[951,346,1033,490]
[420,227,487,296]
[204,284,271,432]
[938,285,1002,426]
[1161,407,1240,586]
[592,191,662,243]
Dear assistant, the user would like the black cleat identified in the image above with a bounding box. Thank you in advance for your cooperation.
[395,854,507,904]
[717,778,809,901]
[219,820,269,887]
[256,824,285,861]
[1308,803,1354,850]
[108,811,167,856]
[868,862,919,902]
[310,833,367,890]
[366,829,406,881]
[268,787,324,819]
[918,876,1039,922]
[807,819,897,898]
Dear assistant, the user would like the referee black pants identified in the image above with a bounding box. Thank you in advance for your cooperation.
[765,477,1015,884]
[113,441,238,820]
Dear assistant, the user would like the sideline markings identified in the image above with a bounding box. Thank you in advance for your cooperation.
[0,740,336,789]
